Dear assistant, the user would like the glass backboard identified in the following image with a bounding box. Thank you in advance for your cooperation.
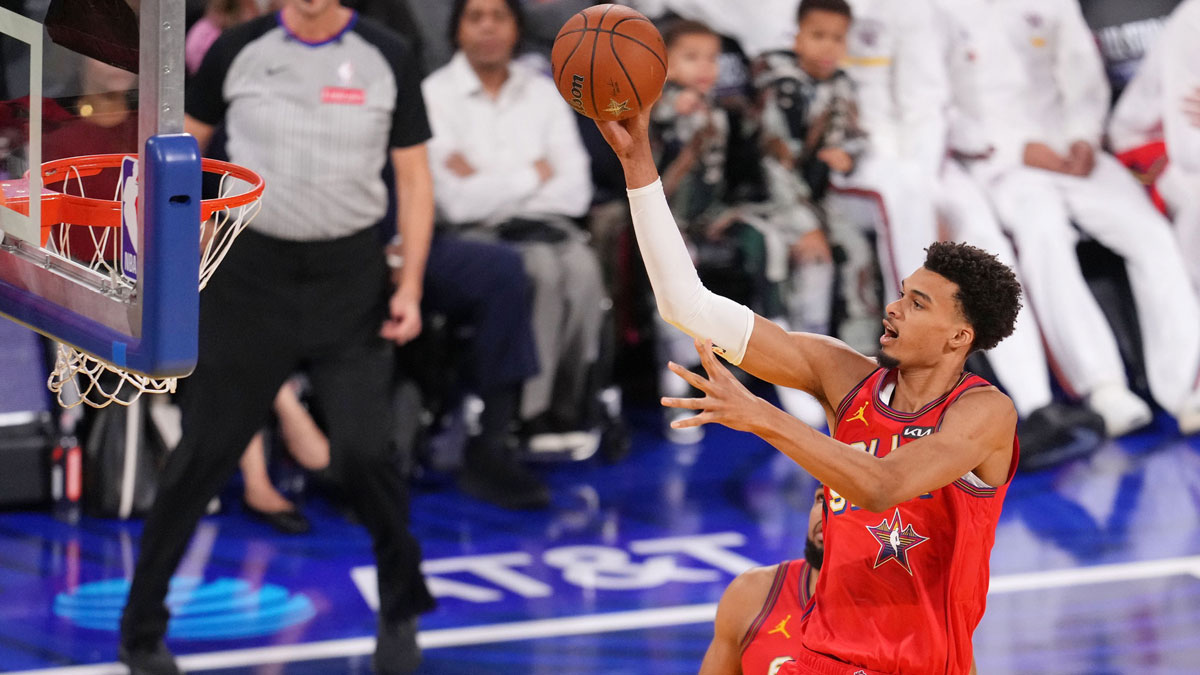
[0,0,201,378]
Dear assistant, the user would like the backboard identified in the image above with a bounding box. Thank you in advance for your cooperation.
[0,0,201,377]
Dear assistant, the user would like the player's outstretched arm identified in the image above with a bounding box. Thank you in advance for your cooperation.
[595,112,875,410]
[698,565,778,675]
[666,339,1016,511]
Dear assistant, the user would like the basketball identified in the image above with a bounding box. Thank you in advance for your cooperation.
[550,4,667,121]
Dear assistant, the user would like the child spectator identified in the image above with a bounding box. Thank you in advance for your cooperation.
[649,19,810,439]
[751,0,880,424]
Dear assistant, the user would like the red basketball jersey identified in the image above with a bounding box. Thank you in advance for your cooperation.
[740,559,817,675]
[801,368,1018,674]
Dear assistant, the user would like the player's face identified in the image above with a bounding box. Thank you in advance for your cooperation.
[665,33,721,94]
[793,10,850,80]
[808,488,824,551]
[879,268,974,369]
[457,0,520,70]
[804,487,825,570]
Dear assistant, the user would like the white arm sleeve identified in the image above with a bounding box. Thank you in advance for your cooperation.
[627,179,756,365]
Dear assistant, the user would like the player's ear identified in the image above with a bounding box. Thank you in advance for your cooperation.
[948,325,974,352]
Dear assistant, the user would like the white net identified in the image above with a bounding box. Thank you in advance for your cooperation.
[46,160,262,408]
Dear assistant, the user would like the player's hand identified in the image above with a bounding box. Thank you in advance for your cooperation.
[381,285,422,345]
[596,105,661,188]
[660,338,772,434]
[1184,87,1200,128]
[445,152,476,178]
[594,106,655,160]
[790,229,832,264]
[534,158,555,184]
[1065,140,1096,177]
[817,147,855,174]
[1022,142,1069,174]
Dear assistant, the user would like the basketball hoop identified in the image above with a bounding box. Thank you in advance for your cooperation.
[1,154,264,408]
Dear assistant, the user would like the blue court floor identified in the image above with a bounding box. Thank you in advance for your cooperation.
[2,407,1199,674]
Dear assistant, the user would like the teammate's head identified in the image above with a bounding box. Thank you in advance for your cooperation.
[879,242,1021,370]
[664,20,721,94]
[794,0,852,81]
[804,486,825,570]
[451,0,524,70]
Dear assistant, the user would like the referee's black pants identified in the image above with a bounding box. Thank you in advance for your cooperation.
[120,227,435,650]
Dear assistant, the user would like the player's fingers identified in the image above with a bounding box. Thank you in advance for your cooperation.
[660,396,709,410]
[694,338,731,381]
[667,360,710,391]
[668,411,714,429]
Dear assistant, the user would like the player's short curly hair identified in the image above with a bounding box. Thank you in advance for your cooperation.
[923,241,1022,353]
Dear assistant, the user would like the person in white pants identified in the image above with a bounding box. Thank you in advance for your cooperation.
[927,0,1105,464]
[970,0,1200,436]
[1108,0,1200,293]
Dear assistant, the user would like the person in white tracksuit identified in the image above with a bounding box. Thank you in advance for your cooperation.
[930,0,1104,463]
[1108,0,1200,293]
[971,0,1200,436]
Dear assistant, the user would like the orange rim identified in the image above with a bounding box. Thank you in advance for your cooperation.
[34,153,265,224]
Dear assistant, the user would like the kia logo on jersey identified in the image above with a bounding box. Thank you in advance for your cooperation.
[902,425,934,439]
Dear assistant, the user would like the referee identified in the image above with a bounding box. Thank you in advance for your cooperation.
[118,1,435,673]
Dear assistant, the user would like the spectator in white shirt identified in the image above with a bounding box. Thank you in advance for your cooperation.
[969,0,1200,436]
[1109,0,1200,292]
[422,0,607,438]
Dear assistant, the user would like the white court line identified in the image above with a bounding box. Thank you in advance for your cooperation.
[12,555,1200,675]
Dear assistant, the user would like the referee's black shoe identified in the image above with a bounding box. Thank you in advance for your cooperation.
[118,640,183,675]
[374,617,421,674]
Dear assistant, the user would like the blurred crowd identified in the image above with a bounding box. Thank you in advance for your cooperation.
[3,0,1200,521]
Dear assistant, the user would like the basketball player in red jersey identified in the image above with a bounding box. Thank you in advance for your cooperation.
[596,107,1020,673]
[700,487,825,675]
[700,487,978,675]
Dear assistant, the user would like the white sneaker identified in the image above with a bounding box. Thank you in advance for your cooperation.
[775,386,829,429]
[1175,388,1200,436]
[1087,384,1153,437]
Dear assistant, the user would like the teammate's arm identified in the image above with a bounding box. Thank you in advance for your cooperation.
[669,341,1016,512]
[699,565,778,675]
[597,110,876,410]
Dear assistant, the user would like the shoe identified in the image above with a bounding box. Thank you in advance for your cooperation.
[457,459,551,510]
[118,641,183,675]
[373,617,421,674]
[1017,403,1103,472]
[1176,388,1200,435]
[241,500,311,535]
[1087,384,1153,437]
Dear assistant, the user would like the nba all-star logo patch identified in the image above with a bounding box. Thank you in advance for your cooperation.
[866,510,929,575]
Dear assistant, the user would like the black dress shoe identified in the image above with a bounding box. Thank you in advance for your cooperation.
[241,500,311,534]
[457,459,551,510]
[374,617,421,674]
[1018,403,1104,472]
[118,640,183,675]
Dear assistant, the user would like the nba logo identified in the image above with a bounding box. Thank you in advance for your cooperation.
[118,157,138,283]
